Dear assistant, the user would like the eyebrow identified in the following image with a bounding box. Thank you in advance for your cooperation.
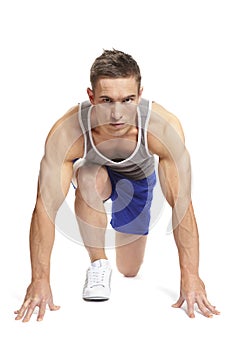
[99,94,137,100]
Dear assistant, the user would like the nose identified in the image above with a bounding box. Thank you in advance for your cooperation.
[111,102,123,121]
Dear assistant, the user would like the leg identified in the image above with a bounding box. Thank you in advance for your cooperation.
[115,232,147,277]
[74,163,112,262]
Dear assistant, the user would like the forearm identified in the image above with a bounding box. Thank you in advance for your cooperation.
[29,198,55,282]
[173,202,200,277]
[29,158,73,281]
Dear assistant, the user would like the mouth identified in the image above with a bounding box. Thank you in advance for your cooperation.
[109,123,125,129]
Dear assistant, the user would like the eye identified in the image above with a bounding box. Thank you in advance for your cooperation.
[122,97,133,104]
[102,98,112,103]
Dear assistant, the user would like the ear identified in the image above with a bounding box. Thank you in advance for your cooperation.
[87,87,95,104]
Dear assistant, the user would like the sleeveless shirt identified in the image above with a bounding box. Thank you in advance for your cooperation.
[78,98,155,180]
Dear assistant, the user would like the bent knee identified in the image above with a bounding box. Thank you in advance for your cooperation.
[117,264,141,278]
[76,165,99,188]
[76,164,111,200]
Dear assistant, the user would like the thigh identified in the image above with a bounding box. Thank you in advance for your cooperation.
[108,170,156,235]
[115,232,148,277]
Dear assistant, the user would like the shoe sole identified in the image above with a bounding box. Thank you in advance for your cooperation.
[83,296,109,302]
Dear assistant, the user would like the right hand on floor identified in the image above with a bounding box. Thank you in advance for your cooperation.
[14,279,60,322]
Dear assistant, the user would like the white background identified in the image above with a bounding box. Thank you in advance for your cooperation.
[0,0,232,349]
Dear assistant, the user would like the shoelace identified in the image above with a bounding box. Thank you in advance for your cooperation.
[86,267,107,288]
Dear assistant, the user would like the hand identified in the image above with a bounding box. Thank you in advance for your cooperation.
[14,279,60,322]
[172,274,220,318]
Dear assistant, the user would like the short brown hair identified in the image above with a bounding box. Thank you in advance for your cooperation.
[90,49,141,91]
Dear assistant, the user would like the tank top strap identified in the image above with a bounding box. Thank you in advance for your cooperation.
[79,100,91,132]
[138,98,150,130]
[138,98,151,155]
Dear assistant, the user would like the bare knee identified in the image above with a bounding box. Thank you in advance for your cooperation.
[75,164,111,201]
[116,261,142,278]
[77,165,100,193]
[115,234,147,278]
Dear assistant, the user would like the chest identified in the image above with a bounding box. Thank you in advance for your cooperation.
[91,130,138,160]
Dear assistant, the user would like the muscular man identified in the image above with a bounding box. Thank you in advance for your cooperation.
[15,49,220,322]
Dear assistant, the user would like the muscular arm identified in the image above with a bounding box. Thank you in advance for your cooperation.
[15,106,83,322]
[148,102,219,318]
[30,160,73,282]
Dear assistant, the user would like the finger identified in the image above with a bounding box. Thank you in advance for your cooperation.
[15,299,31,320]
[203,298,220,315]
[15,298,31,316]
[172,296,185,308]
[48,299,60,311]
[186,298,195,318]
[197,299,213,318]
[22,301,38,323]
[37,301,46,322]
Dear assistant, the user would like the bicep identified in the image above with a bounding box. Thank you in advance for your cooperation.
[38,151,74,221]
[34,105,82,219]
[158,156,178,207]
[158,149,191,214]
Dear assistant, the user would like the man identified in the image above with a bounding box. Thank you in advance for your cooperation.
[15,49,219,322]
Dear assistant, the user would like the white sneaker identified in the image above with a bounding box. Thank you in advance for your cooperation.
[82,259,112,301]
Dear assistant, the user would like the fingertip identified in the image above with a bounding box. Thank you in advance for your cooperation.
[189,313,195,319]
[51,304,60,311]
[171,303,179,308]
[172,300,184,308]
[214,310,221,315]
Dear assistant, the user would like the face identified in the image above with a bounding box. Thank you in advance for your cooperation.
[87,77,143,136]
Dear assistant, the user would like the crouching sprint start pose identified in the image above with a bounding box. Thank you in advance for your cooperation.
[15,49,220,322]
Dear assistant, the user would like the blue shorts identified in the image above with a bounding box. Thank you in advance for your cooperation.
[106,168,156,235]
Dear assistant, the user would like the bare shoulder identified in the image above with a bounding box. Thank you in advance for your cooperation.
[46,104,80,140]
[148,101,185,156]
[44,104,84,162]
[151,101,185,139]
